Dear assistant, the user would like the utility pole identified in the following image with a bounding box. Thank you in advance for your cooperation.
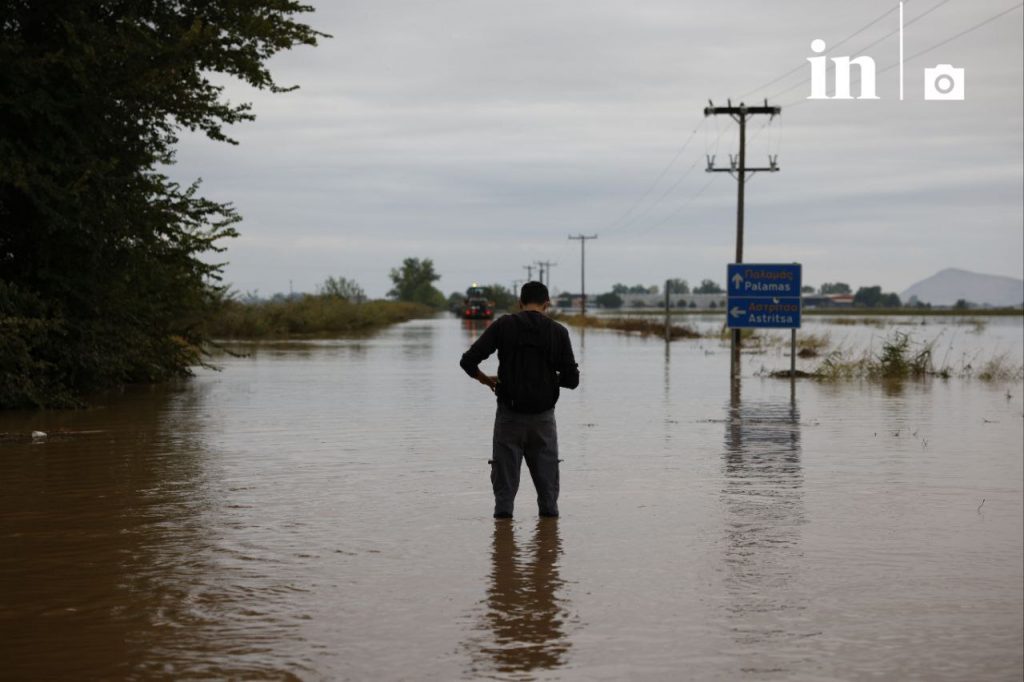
[536,260,557,288]
[704,98,781,379]
[568,234,597,315]
[524,264,534,282]
[664,279,671,342]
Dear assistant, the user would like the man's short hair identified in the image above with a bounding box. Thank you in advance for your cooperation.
[520,281,550,305]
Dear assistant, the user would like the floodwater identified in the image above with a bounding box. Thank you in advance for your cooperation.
[1,314,1022,680]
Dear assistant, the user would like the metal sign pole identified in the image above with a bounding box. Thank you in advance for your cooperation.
[791,328,797,393]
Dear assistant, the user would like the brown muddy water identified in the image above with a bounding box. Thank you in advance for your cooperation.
[1,315,1022,680]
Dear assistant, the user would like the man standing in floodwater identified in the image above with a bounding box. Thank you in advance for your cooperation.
[460,282,580,519]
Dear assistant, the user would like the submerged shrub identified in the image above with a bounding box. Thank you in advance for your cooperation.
[873,332,934,379]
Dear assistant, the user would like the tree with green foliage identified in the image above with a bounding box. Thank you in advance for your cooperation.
[853,286,883,307]
[694,279,724,294]
[612,283,657,294]
[880,292,902,308]
[318,277,365,302]
[447,291,465,313]
[953,299,971,310]
[820,282,852,295]
[388,258,446,308]
[482,284,516,311]
[595,292,623,309]
[854,286,902,308]
[666,278,690,294]
[801,285,816,294]
[0,2,326,408]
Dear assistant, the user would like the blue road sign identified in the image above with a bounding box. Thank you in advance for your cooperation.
[727,263,802,329]
[727,296,802,328]
[727,263,802,296]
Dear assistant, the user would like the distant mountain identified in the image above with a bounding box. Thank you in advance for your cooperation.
[900,268,1024,307]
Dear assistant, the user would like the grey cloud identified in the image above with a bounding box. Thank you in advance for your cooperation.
[172,0,1022,298]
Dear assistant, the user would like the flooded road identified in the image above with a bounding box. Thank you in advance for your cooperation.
[2,315,1022,680]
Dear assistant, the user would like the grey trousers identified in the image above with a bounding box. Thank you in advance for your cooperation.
[491,405,559,517]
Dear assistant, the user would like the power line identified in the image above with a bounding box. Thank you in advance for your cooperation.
[609,156,703,235]
[768,0,954,102]
[896,1,1022,68]
[779,1,1024,107]
[608,102,777,239]
[737,2,904,100]
[604,120,705,233]
[630,174,721,240]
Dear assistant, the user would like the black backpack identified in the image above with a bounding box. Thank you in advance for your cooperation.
[502,312,559,413]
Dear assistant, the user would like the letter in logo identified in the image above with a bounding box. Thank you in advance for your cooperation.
[807,39,829,99]
[807,39,880,100]
[923,64,965,100]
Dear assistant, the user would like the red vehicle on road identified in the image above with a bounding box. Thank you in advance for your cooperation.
[462,285,494,320]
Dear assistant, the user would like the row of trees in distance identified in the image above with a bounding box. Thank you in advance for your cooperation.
[573,280,905,309]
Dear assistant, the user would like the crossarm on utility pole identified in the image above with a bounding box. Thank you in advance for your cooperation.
[703,99,782,380]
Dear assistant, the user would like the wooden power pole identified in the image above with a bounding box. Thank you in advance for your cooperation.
[568,234,597,315]
[704,99,780,378]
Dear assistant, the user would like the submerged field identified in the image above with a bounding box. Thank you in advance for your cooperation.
[563,311,1024,382]
[1,314,1021,679]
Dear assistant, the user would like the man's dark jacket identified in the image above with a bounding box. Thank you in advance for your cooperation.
[460,311,579,413]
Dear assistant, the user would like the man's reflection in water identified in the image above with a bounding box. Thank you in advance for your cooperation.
[466,519,570,677]
[721,381,812,674]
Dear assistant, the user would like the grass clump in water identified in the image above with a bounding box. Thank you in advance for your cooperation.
[808,332,943,380]
[872,332,934,379]
[972,354,1024,382]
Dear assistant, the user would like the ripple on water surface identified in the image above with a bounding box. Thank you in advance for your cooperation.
[1,315,1021,680]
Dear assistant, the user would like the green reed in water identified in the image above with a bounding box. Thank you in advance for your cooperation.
[810,332,1022,382]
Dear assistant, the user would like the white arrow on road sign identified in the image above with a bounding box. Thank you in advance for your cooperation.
[731,273,743,288]
[730,306,745,318]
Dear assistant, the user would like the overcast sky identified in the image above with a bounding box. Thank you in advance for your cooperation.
[170,0,1024,298]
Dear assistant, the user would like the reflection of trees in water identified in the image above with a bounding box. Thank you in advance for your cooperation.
[464,519,572,678]
[721,382,810,667]
[0,380,316,679]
